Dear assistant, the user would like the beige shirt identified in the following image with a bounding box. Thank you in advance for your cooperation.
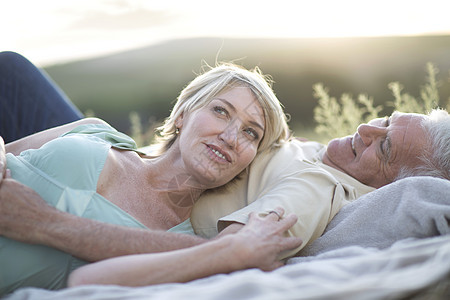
[191,140,374,258]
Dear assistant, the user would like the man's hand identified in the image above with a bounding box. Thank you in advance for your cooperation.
[0,178,52,243]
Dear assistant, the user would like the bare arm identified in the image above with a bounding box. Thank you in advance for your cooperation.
[5,118,106,155]
[0,178,207,262]
[68,208,302,287]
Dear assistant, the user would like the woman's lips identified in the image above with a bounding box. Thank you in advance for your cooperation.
[206,144,231,163]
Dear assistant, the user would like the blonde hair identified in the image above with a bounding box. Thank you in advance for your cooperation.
[152,63,290,156]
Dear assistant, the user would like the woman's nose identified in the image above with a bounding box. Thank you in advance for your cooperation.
[219,124,238,149]
[357,124,387,146]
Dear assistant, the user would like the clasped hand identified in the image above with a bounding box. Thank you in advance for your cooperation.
[229,207,303,272]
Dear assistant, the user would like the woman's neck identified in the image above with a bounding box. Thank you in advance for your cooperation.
[141,149,206,214]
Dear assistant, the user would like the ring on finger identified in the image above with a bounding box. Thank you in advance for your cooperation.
[268,210,281,221]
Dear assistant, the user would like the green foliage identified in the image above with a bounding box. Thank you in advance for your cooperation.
[387,82,423,113]
[421,62,440,111]
[313,84,382,142]
[128,112,158,147]
[314,62,446,142]
[129,112,144,147]
[388,62,440,113]
[114,62,448,148]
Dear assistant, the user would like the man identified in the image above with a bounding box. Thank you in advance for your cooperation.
[191,108,450,260]
[1,51,449,292]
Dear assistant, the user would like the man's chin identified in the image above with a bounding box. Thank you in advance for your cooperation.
[322,152,349,174]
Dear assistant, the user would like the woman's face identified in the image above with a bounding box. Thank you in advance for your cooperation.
[177,86,265,188]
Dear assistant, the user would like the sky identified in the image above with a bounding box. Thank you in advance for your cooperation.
[2,0,450,67]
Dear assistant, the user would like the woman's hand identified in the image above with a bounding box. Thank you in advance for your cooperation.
[229,207,303,272]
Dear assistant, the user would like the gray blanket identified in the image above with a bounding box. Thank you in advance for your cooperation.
[6,176,450,300]
[299,176,450,256]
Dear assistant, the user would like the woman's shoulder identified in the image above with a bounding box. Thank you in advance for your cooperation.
[62,122,140,152]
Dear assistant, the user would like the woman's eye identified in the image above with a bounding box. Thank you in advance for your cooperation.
[244,128,259,140]
[213,106,228,117]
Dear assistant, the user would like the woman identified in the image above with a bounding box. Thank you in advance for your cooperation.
[5,63,289,230]
[0,53,297,293]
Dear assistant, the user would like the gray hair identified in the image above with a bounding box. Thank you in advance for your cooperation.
[396,108,450,181]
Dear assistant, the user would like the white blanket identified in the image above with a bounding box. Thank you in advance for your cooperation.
[6,176,450,300]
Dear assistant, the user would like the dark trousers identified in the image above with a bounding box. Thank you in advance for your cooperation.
[0,51,83,143]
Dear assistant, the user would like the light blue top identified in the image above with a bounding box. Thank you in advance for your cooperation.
[0,124,194,295]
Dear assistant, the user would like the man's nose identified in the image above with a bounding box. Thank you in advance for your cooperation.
[357,124,387,146]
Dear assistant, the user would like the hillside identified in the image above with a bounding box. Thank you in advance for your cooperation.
[45,36,450,136]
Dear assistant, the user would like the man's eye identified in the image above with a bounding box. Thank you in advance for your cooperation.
[380,139,386,155]
[380,137,391,161]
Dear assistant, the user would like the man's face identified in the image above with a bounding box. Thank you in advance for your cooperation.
[322,112,428,188]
